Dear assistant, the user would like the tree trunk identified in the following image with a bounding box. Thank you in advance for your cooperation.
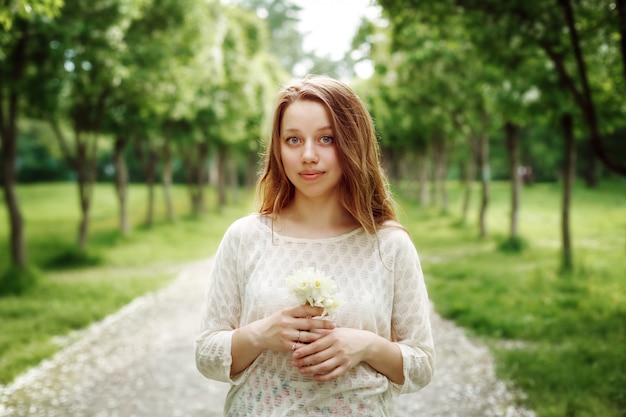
[75,130,98,252]
[217,145,228,209]
[1,145,26,268]
[246,149,258,187]
[183,142,208,216]
[0,19,28,268]
[505,121,521,240]
[429,146,437,207]
[461,146,476,225]
[113,136,130,235]
[382,146,400,183]
[477,114,490,238]
[561,114,576,272]
[417,152,429,206]
[433,136,449,213]
[184,151,198,215]
[144,149,157,228]
[135,138,158,228]
[229,158,239,205]
[162,138,174,222]
[195,142,208,214]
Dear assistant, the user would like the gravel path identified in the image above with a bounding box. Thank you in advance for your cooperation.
[0,259,534,417]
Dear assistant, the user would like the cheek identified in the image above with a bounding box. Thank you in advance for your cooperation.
[280,150,299,178]
[329,149,343,170]
[280,149,292,168]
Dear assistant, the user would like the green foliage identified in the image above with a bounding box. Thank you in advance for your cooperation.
[0,0,63,30]
[15,119,72,182]
[398,180,626,417]
[376,0,626,181]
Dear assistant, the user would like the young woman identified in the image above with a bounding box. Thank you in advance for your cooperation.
[195,75,434,416]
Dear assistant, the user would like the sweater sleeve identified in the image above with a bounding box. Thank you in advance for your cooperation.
[195,220,245,384]
[387,229,435,395]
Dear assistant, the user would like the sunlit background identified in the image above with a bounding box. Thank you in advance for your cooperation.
[294,0,380,78]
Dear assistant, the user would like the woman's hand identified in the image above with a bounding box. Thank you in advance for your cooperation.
[291,327,369,381]
[231,305,335,377]
[291,328,404,384]
[245,305,336,351]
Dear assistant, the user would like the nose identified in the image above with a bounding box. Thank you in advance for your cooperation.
[301,140,318,163]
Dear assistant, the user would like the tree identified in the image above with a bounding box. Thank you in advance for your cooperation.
[378,0,626,183]
[355,9,499,233]
[234,0,305,74]
[0,1,63,276]
[193,4,287,211]
[111,0,224,224]
[376,0,611,267]
[40,0,149,250]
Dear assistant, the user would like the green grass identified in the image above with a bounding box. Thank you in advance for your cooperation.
[0,270,174,383]
[0,182,254,384]
[398,180,626,417]
[4,183,254,270]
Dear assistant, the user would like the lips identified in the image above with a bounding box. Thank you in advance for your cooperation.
[300,170,324,180]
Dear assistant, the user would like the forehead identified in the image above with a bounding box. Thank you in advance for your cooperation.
[281,100,332,130]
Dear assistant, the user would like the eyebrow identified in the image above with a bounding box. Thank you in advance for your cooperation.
[282,126,333,134]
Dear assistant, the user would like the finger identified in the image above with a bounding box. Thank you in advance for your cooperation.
[302,304,325,316]
[293,329,331,349]
[291,305,324,318]
[293,340,334,366]
[302,318,336,332]
[292,337,324,359]
[293,352,322,370]
[313,366,344,382]
[297,355,338,376]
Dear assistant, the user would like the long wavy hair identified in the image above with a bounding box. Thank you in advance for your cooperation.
[256,75,397,234]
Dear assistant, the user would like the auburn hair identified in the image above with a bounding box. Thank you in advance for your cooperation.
[256,75,397,234]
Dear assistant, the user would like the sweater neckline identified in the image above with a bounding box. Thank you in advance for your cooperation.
[255,214,365,242]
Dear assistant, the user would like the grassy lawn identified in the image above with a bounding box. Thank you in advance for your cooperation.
[1,180,625,417]
[0,182,254,384]
[397,180,626,417]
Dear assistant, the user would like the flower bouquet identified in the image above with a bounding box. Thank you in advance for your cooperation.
[285,266,340,319]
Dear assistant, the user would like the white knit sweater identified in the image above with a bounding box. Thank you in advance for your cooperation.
[195,214,434,416]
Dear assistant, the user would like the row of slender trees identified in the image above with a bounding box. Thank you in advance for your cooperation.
[1,0,301,280]
[2,0,624,288]
[351,0,625,271]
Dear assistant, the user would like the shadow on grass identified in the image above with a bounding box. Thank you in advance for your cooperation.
[0,266,41,296]
[43,248,103,270]
[497,236,528,253]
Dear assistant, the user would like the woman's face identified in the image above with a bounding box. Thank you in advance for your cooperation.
[279,99,343,202]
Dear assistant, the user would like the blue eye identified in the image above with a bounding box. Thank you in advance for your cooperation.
[320,136,334,144]
[286,137,300,145]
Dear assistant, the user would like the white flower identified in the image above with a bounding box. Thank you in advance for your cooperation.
[285,267,340,318]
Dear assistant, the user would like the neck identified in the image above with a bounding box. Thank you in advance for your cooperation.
[276,196,359,238]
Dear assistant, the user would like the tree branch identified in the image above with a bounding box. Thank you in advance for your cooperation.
[557,0,626,177]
